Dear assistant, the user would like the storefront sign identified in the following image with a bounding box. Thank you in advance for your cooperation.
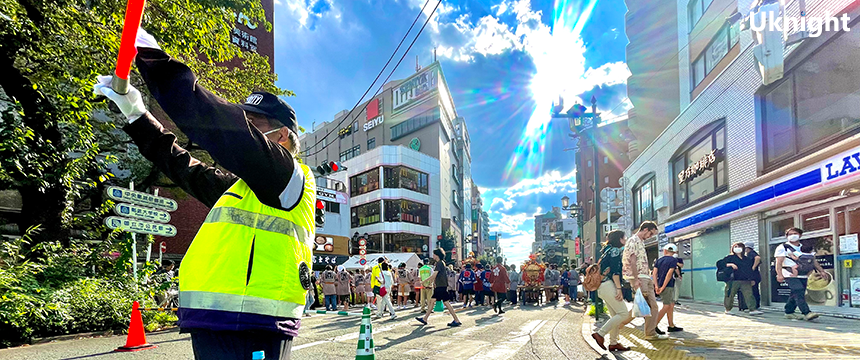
[314,236,334,252]
[393,68,438,110]
[840,234,859,254]
[677,149,720,185]
[316,187,347,204]
[823,152,860,182]
[312,255,349,265]
[338,126,352,138]
[409,137,421,151]
[851,278,860,306]
[364,115,383,131]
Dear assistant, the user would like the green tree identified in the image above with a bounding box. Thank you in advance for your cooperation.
[0,0,290,246]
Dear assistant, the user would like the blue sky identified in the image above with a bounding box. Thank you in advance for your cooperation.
[273,0,631,265]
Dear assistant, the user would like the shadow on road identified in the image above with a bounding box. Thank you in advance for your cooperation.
[60,351,116,360]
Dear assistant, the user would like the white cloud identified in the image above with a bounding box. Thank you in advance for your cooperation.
[279,0,340,29]
[490,197,516,211]
[488,212,532,234]
[503,169,577,199]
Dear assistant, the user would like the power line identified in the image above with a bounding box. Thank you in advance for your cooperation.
[305,0,442,158]
[604,0,741,117]
[303,0,434,154]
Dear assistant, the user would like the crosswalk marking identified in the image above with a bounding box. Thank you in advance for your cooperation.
[467,320,548,360]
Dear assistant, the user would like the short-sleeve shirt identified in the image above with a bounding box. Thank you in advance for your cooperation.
[396,268,410,284]
[435,260,448,287]
[459,270,476,290]
[774,242,805,278]
[321,270,337,295]
[623,234,650,280]
[491,265,509,293]
[655,256,679,288]
[336,271,352,295]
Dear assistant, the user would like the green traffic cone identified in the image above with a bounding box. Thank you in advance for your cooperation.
[434,300,444,312]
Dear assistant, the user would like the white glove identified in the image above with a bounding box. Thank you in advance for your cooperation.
[135,27,161,50]
[93,75,147,122]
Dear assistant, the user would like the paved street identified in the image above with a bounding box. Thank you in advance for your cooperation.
[582,301,860,359]
[0,303,598,360]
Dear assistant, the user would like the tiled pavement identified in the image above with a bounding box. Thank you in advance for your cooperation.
[581,301,860,359]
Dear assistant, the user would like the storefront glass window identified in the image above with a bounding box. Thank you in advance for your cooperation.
[383,199,430,226]
[383,166,429,194]
[351,201,381,227]
[760,28,860,171]
[687,136,716,204]
[802,209,830,232]
[386,233,429,254]
[634,175,656,226]
[771,217,794,239]
[350,168,380,197]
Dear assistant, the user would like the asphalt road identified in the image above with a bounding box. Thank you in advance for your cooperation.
[0,302,600,360]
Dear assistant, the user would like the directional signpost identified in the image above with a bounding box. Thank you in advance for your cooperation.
[105,182,178,280]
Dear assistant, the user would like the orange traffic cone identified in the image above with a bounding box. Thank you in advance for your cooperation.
[115,301,157,352]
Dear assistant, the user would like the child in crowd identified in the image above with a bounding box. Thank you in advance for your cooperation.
[785,243,817,277]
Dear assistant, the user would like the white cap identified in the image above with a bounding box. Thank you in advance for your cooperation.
[664,243,678,252]
[337,265,345,272]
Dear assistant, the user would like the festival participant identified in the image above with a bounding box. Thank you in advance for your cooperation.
[459,264,477,308]
[336,265,352,311]
[94,28,314,359]
[396,263,412,309]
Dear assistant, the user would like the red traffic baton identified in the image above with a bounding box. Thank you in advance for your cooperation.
[111,0,147,94]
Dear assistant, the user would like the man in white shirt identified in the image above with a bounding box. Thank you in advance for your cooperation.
[623,221,667,340]
[774,227,826,321]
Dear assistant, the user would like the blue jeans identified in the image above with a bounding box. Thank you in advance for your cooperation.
[324,295,337,311]
[785,278,810,315]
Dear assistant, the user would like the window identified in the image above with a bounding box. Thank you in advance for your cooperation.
[339,145,361,162]
[386,233,429,253]
[353,122,359,133]
[604,176,609,184]
[383,166,429,194]
[587,160,592,167]
[384,199,429,226]
[688,0,714,31]
[323,200,340,214]
[634,175,656,226]
[760,28,860,170]
[351,201,381,227]
[349,167,380,197]
[367,137,376,150]
[391,107,440,140]
[671,120,727,210]
[691,19,740,87]
[453,190,460,209]
[603,157,608,164]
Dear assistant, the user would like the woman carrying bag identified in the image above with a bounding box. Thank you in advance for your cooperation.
[717,242,763,315]
[589,230,632,352]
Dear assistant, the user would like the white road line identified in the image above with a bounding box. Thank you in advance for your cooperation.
[293,316,413,351]
[467,320,548,360]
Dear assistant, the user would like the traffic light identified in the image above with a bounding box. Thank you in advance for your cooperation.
[315,199,325,228]
[316,161,344,176]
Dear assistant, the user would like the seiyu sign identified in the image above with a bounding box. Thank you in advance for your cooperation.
[364,116,383,131]
[316,187,347,204]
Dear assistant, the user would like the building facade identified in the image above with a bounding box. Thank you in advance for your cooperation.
[300,61,471,262]
[622,0,860,311]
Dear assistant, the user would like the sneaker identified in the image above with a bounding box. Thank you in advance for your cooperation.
[749,310,764,315]
[591,333,606,350]
[675,301,681,306]
[608,344,631,352]
[415,317,427,325]
[644,334,669,340]
[804,312,820,321]
[655,328,666,335]
[725,310,733,315]
[784,313,802,320]
[390,314,397,320]
[667,326,683,332]
[564,301,571,306]
[447,321,462,327]
[498,310,505,314]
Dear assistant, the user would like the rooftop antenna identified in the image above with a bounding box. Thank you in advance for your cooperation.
[416,55,421,72]
[433,47,437,62]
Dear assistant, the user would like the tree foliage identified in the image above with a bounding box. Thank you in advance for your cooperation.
[0,0,290,245]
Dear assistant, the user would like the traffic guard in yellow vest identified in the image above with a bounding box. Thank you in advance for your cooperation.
[94,28,314,359]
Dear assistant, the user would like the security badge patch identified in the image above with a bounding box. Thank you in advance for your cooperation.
[298,262,311,290]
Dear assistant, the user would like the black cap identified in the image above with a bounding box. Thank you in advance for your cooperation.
[239,92,299,136]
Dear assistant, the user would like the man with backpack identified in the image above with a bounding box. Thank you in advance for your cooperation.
[775,227,827,321]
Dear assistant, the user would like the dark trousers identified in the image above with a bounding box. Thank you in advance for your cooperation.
[494,292,507,310]
[507,290,517,305]
[738,280,761,310]
[785,278,811,315]
[191,330,292,360]
[476,290,485,305]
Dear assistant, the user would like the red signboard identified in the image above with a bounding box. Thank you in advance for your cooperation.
[366,98,380,120]
[575,237,581,255]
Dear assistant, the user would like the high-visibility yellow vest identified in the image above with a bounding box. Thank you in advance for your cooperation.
[370,264,381,288]
[179,164,315,322]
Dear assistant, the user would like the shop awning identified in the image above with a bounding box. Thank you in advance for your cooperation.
[341,253,422,270]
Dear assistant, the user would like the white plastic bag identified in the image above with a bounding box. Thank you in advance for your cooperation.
[632,288,651,317]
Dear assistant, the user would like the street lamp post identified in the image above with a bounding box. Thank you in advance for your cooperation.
[553,96,604,319]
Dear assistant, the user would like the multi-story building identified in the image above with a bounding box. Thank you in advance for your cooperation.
[300,60,470,262]
[470,184,485,255]
[622,0,860,313]
[572,119,632,263]
[534,208,578,266]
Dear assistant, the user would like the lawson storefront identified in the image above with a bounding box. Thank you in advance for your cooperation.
[666,145,860,312]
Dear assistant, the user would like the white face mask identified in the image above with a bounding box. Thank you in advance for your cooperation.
[672,253,678,258]
[787,234,800,242]
[733,247,743,254]
[263,128,281,136]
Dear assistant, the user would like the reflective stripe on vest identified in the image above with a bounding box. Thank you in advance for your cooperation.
[179,162,316,321]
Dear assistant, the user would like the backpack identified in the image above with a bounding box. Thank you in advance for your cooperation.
[582,250,610,292]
